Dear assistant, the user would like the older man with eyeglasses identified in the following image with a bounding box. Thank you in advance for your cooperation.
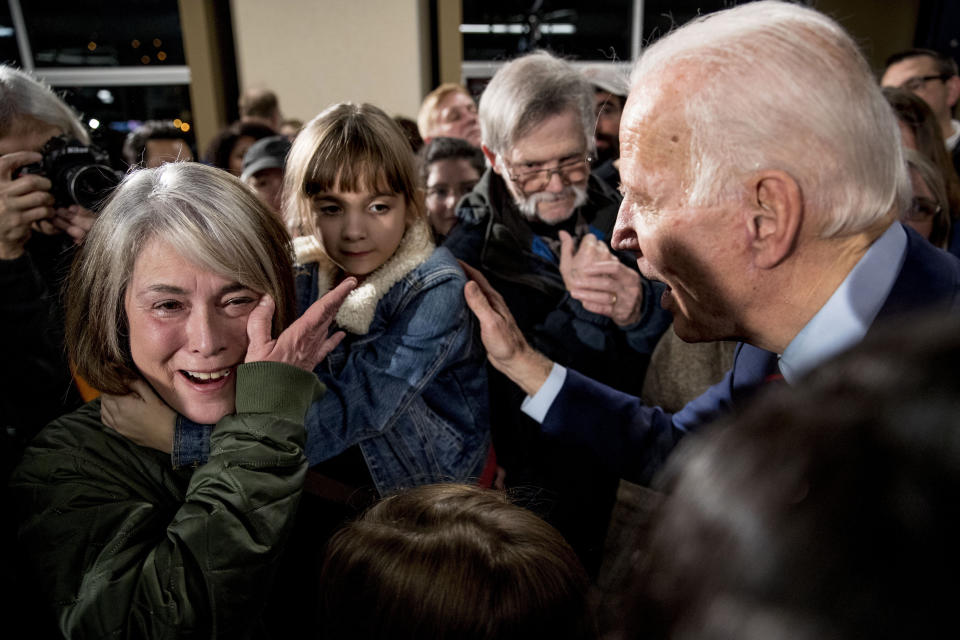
[443,50,671,576]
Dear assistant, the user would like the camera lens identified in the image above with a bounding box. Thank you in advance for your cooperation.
[65,164,122,210]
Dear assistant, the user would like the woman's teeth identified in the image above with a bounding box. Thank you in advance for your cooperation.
[182,368,232,383]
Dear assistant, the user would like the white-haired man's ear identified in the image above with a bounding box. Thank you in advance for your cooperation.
[747,170,803,270]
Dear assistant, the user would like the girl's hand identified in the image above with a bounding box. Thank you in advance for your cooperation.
[245,277,356,371]
[101,379,176,453]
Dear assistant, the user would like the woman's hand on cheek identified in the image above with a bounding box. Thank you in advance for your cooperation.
[101,379,176,453]
[244,277,357,371]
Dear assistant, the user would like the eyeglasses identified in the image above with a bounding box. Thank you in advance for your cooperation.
[900,73,952,92]
[905,196,942,221]
[501,154,592,194]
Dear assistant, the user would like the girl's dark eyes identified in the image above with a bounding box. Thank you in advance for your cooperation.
[317,204,342,216]
[313,196,400,216]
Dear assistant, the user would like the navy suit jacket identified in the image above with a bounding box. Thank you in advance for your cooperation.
[541,225,960,485]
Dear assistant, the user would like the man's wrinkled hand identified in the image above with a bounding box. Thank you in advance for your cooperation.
[559,230,644,326]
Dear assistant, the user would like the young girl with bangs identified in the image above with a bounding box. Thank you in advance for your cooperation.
[281,102,491,500]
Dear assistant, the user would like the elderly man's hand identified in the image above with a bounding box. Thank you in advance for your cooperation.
[460,261,554,396]
[102,379,176,454]
[559,230,644,326]
[0,151,55,260]
[245,277,356,371]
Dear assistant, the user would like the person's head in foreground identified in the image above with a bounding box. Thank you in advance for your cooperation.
[417,84,481,148]
[420,136,485,238]
[624,311,960,640]
[66,161,295,424]
[610,0,908,346]
[479,50,596,225]
[284,102,427,281]
[319,483,595,640]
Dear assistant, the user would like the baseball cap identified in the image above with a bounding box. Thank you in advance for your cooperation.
[241,135,291,181]
[581,65,629,98]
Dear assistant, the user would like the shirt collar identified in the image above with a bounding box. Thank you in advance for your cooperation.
[946,119,960,152]
[779,222,907,383]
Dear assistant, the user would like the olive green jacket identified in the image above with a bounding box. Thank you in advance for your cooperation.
[11,361,323,639]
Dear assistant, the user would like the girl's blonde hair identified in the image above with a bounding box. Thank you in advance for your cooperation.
[283,102,424,238]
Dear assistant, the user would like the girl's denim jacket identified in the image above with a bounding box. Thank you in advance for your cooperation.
[172,221,490,496]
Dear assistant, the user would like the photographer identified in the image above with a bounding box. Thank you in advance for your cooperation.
[0,65,100,470]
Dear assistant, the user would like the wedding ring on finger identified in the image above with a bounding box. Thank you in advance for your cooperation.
[611,292,617,305]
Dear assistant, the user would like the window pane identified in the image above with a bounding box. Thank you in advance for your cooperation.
[0,2,22,66]
[462,0,632,61]
[22,0,185,67]
[55,84,194,167]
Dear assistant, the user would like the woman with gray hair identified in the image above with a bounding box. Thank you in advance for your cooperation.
[10,162,354,637]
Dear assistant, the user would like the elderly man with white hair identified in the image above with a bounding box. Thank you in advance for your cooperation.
[462,1,960,486]
[444,50,671,575]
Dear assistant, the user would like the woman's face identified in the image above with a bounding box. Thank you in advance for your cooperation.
[229,135,256,176]
[311,187,409,280]
[904,166,936,240]
[124,237,260,424]
[425,158,480,237]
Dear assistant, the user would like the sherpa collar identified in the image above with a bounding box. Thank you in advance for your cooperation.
[292,219,435,334]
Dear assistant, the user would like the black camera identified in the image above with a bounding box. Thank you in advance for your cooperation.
[13,134,122,210]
